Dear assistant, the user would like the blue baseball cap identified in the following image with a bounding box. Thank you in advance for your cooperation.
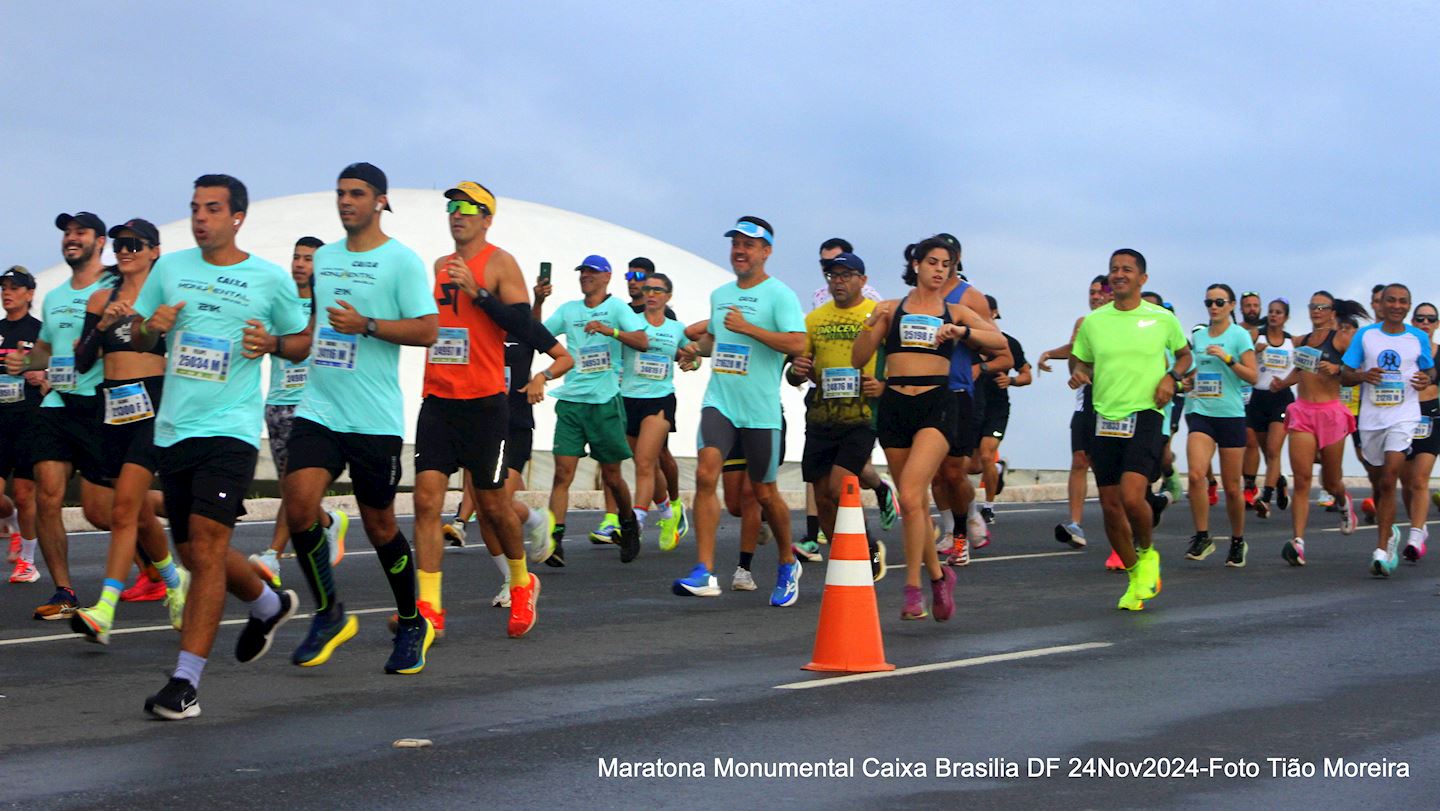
[575,255,612,273]
[821,252,866,274]
[724,216,774,244]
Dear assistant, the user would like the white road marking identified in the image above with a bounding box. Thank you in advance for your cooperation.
[0,605,398,647]
[971,550,1086,563]
[773,642,1113,690]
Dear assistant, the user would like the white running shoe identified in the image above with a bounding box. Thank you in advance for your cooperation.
[442,520,467,548]
[730,567,757,591]
[324,509,348,567]
[492,581,512,608]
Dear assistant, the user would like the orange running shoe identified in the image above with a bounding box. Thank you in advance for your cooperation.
[507,573,541,638]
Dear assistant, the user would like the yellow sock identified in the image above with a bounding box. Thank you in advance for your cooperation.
[418,569,442,612]
[506,557,528,587]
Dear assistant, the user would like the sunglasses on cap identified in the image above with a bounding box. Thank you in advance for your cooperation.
[1240,291,1260,299]
[446,200,486,216]
[640,284,670,294]
[625,270,647,282]
[1203,298,1231,308]
[112,237,152,253]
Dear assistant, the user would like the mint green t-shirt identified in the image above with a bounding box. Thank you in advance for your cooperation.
[134,248,308,448]
[265,298,314,407]
[701,276,807,429]
[621,316,691,399]
[1072,300,1188,421]
[542,296,647,404]
[296,239,436,437]
[1185,323,1255,419]
[39,274,115,405]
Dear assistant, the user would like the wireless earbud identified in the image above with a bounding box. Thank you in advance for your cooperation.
[233,219,240,226]
[374,203,383,212]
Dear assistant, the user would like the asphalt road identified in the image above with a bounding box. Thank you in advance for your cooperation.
[2,494,1438,810]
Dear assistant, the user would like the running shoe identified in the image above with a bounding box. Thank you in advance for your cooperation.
[1371,547,1396,578]
[6,534,18,564]
[1244,485,1258,508]
[249,550,282,588]
[730,566,757,591]
[617,518,641,563]
[164,567,190,631]
[525,510,555,564]
[442,520,467,548]
[589,515,620,544]
[70,606,112,645]
[901,585,928,620]
[1432,490,1440,510]
[144,677,200,720]
[119,575,165,602]
[507,573,540,638]
[1117,565,1146,611]
[1165,471,1184,501]
[1403,530,1427,563]
[1225,539,1247,568]
[292,609,359,666]
[33,587,77,621]
[545,523,566,568]
[936,531,955,555]
[1276,476,1290,510]
[967,513,989,549]
[1104,549,1124,571]
[385,616,436,674]
[235,589,298,663]
[1254,498,1271,520]
[1136,546,1161,599]
[1149,489,1171,528]
[946,536,970,567]
[1339,493,1356,535]
[877,478,898,530]
[8,559,39,584]
[387,600,446,639]
[675,506,690,543]
[995,460,1008,497]
[672,564,720,597]
[1185,535,1216,561]
[656,511,679,552]
[815,529,827,545]
[1319,492,1337,509]
[871,539,887,582]
[1208,482,1219,506]
[1054,522,1086,549]
[793,539,824,563]
[492,580,511,607]
[324,508,348,567]
[930,567,956,622]
[770,561,801,607]
[758,525,774,546]
[1385,525,1401,572]
[1282,538,1306,567]
[980,505,996,525]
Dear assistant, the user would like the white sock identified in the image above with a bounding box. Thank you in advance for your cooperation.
[968,500,982,519]
[634,508,647,530]
[2,511,15,535]
[1409,527,1427,546]
[248,586,282,620]
[521,509,544,533]
[654,500,673,520]
[491,552,510,584]
[20,537,36,563]
[938,513,954,536]
[982,501,994,511]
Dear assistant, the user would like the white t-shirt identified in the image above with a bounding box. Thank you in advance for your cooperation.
[1341,324,1435,431]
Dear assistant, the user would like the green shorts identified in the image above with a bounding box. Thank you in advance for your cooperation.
[553,397,633,464]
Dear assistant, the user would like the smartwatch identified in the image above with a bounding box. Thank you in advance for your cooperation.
[365,318,379,337]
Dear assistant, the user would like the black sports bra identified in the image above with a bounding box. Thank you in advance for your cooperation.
[883,295,955,360]
[74,285,166,374]
[1302,328,1343,367]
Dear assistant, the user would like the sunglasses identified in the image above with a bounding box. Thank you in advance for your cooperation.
[446,200,484,215]
[1415,315,1439,323]
[1308,303,1333,311]
[1241,291,1260,299]
[823,269,860,280]
[640,285,670,294]
[1203,298,1231,308]
[112,237,152,253]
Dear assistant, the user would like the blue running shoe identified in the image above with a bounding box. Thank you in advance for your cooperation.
[770,561,802,607]
[672,564,719,597]
[385,616,435,675]
[292,608,358,667]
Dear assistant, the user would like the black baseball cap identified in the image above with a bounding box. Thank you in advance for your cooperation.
[338,162,393,211]
[55,211,106,233]
[821,252,866,274]
[0,266,36,289]
[108,218,161,246]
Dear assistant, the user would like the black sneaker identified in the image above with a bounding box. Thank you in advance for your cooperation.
[144,677,200,720]
[617,518,640,564]
[994,460,1007,497]
[1276,476,1290,510]
[384,617,434,675]
[870,539,887,582]
[544,531,566,568]
[980,506,996,525]
[236,589,298,664]
[1148,490,1171,528]
[1225,538,1247,568]
[1185,535,1215,560]
[1255,497,1271,519]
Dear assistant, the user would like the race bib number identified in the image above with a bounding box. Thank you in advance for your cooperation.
[1263,348,1290,370]
[1372,372,1404,406]
[821,367,861,399]
[1242,385,1254,405]
[172,333,231,383]
[578,344,611,374]
[49,356,77,392]
[1194,372,1223,398]
[713,343,751,375]
[1096,414,1136,438]
[428,327,469,365]
[1415,417,1433,440]
[102,382,155,425]
[281,361,308,390]
[314,327,357,371]
[0,375,25,404]
[898,314,941,349]
[1294,346,1322,373]
[636,352,670,381]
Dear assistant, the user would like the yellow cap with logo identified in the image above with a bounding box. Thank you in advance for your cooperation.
[444,181,497,215]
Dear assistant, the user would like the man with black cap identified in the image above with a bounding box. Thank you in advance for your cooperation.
[279,162,440,674]
[0,265,42,585]
[4,212,118,621]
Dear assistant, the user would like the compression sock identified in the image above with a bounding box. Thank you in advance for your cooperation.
[292,522,338,616]
[376,533,419,624]
[418,569,442,612]
[805,514,820,543]
[173,650,206,689]
[491,553,510,586]
[938,512,955,537]
[153,553,183,590]
[20,537,36,563]
[247,586,281,621]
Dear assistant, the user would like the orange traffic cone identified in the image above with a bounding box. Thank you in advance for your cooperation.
[803,476,894,673]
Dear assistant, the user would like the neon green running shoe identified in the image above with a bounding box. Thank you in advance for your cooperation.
[1117,564,1146,611]
[657,512,679,552]
[589,513,620,544]
[165,567,191,631]
[1136,546,1161,600]
[70,605,113,645]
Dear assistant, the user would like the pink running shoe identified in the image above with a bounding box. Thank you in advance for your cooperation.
[1105,549,1125,571]
[900,585,928,620]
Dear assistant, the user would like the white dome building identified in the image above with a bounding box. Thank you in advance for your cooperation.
[33,190,813,480]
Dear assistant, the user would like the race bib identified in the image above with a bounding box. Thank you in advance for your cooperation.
[1372,372,1404,406]
[821,367,861,399]
[713,342,751,375]
[314,327,357,371]
[1096,414,1136,438]
[1242,385,1254,405]
[102,382,155,425]
[898,314,941,349]
[428,327,469,365]
[172,332,231,383]
[0,374,25,404]
[1194,372,1223,398]
[49,356,77,392]
[1263,348,1290,370]
[1415,417,1433,440]
[1294,346,1322,373]
[281,361,308,390]
[578,344,611,374]
[636,352,671,381]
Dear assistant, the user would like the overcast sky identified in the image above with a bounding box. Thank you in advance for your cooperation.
[4,2,1436,469]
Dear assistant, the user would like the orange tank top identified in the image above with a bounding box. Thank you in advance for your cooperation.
[422,243,508,399]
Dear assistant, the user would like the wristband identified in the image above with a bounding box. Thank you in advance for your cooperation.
[612,327,620,339]
[1223,353,1234,365]
[274,335,285,356]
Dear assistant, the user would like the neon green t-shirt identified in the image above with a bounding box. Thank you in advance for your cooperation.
[1072,300,1187,421]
